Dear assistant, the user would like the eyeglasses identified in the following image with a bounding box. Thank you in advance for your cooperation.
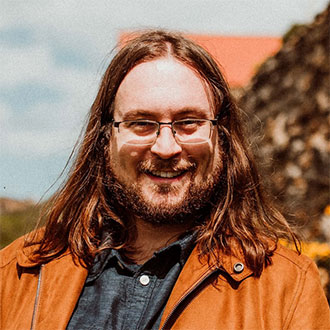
[112,118,218,145]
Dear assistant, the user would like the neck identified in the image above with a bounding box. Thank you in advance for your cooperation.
[124,219,191,264]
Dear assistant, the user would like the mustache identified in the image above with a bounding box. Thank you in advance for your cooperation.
[137,158,196,173]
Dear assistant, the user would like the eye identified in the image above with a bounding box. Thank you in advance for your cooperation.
[175,119,201,132]
[123,121,157,134]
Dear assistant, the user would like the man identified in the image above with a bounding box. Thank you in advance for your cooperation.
[1,30,329,329]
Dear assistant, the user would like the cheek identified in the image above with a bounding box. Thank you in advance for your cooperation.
[109,138,145,173]
[186,139,213,160]
[186,139,222,177]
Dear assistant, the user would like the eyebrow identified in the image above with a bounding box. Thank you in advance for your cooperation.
[121,110,156,121]
[120,107,212,121]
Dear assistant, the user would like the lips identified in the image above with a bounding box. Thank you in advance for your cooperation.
[147,170,186,178]
[138,159,196,180]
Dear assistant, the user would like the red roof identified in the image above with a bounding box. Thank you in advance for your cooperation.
[119,32,282,87]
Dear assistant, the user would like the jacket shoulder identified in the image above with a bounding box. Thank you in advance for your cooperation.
[268,243,323,294]
[273,243,314,272]
[0,228,45,268]
[271,244,330,328]
[0,235,26,268]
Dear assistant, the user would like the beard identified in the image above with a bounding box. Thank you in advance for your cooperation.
[105,155,225,227]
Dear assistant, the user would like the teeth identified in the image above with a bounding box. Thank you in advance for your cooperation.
[150,170,183,178]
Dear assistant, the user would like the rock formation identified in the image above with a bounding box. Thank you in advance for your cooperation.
[238,6,329,239]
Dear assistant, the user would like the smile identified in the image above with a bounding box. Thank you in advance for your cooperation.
[147,170,186,179]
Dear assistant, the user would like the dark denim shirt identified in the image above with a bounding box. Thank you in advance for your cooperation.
[67,232,196,330]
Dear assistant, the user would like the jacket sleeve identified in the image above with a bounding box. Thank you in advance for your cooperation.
[286,260,330,329]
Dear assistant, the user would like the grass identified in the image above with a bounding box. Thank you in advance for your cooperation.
[0,205,41,248]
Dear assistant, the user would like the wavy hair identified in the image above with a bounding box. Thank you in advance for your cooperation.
[26,30,299,276]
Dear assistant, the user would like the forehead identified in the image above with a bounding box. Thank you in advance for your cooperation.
[114,57,213,119]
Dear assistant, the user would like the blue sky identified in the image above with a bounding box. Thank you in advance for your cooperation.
[1,0,329,201]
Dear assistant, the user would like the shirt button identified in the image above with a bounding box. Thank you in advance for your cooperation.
[139,274,150,286]
[233,262,244,274]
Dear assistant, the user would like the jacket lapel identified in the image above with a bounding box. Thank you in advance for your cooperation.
[17,244,88,330]
[33,254,88,329]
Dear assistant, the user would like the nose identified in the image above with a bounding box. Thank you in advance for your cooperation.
[150,126,182,159]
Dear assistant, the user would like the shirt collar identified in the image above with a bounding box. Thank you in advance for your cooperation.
[153,230,197,266]
[87,231,196,282]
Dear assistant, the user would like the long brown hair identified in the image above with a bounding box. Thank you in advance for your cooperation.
[26,30,299,275]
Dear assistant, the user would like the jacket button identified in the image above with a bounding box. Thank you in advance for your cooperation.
[233,262,244,274]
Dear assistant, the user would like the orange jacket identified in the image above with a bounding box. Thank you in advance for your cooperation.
[1,236,329,330]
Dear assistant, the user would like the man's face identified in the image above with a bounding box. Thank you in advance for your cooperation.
[108,57,223,224]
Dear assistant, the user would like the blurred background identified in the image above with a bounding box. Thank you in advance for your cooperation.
[1,1,329,300]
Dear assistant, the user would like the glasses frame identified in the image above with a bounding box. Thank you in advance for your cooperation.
[111,118,219,145]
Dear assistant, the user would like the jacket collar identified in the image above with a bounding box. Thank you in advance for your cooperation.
[15,231,253,280]
[17,245,43,267]
[15,229,73,268]
[217,247,254,282]
[169,243,253,292]
[159,244,253,329]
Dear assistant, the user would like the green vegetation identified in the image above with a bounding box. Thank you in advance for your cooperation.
[0,205,41,248]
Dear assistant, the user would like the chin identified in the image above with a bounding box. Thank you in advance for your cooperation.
[142,189,187,207]
[145,198,185,211]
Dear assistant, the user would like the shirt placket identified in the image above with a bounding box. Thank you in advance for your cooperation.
[122,270,157,330]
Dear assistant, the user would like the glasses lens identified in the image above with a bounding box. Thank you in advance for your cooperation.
[119,121,158,145]
[173,119,212,144]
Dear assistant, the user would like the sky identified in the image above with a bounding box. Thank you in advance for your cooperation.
[1,0,329,201]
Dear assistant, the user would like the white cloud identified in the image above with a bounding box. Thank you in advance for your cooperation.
[0,102,11,123]
[1,34,101,158]
[1,82,95,157]
[1,49,53,88]
[2,129,75,156]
